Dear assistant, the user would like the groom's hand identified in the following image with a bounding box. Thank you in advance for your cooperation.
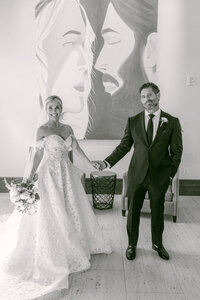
[91,160,107,171]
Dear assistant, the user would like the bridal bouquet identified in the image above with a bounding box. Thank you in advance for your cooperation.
[4,178,40,215]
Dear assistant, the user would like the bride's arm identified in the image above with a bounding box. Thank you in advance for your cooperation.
[26,148,44,181]
[65,125,97,170]
[24,127,44,181]
[71,135,94,169]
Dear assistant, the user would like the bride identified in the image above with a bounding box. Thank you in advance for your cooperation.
[0,95,111,299]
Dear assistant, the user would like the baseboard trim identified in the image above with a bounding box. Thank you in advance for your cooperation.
[0,177,200,196]
[179,180,200,196]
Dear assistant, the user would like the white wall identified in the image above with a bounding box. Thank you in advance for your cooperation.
[157,0,200,179]
[0,0,37,176]
[183,0,200,179]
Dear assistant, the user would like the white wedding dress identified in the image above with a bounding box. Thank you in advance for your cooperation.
[0,135,111,300]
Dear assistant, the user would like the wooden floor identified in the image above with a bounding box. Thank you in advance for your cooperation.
[1,194,200,300]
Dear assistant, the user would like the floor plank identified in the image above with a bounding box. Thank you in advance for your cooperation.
[67,269,127,300]
[126,292,186,300]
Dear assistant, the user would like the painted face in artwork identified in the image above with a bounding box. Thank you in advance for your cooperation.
[95,3,135,96]
[142,32,158,83]
[42,0,94,138]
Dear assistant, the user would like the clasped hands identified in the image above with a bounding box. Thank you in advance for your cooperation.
[91,160,107,171]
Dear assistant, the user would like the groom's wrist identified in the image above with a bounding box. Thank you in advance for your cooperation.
[103,160,111,168]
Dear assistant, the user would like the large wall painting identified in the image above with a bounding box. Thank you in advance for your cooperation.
[36,0,158,139]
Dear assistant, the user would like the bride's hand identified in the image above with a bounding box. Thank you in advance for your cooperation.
[23,173,38,183]
[91,161,101,171]
[33,173,38,182]
[22,177,31,184]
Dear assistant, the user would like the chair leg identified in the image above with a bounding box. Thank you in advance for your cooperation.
[81,173,86,191]
[122,210,126,217]
[173,216,177,223]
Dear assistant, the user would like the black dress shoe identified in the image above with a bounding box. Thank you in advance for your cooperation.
[125,245,136,260]
[152,244,170,260]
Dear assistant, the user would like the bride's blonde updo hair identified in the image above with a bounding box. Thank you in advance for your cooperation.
[45,95,63,109]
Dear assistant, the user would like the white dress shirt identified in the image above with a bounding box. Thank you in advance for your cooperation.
[145,109,161,142]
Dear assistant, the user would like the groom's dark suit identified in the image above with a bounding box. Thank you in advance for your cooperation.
[105,110,183,247]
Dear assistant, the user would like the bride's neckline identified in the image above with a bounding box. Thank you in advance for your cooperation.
[40,134,72,142]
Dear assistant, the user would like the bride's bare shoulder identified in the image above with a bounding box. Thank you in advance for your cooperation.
[36,124,48,141]
[61,123,74,135]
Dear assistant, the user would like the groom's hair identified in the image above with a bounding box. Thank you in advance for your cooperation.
[139,82,160,95]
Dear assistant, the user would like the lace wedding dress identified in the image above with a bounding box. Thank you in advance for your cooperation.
[0,135,111,299]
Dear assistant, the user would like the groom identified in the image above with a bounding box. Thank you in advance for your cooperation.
[94,82,183,260]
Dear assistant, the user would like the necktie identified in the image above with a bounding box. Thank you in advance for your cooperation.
[147,114,154,145]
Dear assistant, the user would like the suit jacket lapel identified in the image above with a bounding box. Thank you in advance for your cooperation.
[152,110,166,145]
[140,111,148,146]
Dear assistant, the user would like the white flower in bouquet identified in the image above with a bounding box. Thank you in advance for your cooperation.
[10,188,20,203]
[27,195,35,204]
[32,184,39,194]
[10,195,21,203]
[20,191,30,200]
[10,188,19,197]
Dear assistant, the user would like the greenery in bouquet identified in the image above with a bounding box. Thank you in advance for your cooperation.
[4,178,40,215]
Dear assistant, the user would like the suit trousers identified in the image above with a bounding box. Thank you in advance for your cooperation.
[127,173,170,247]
